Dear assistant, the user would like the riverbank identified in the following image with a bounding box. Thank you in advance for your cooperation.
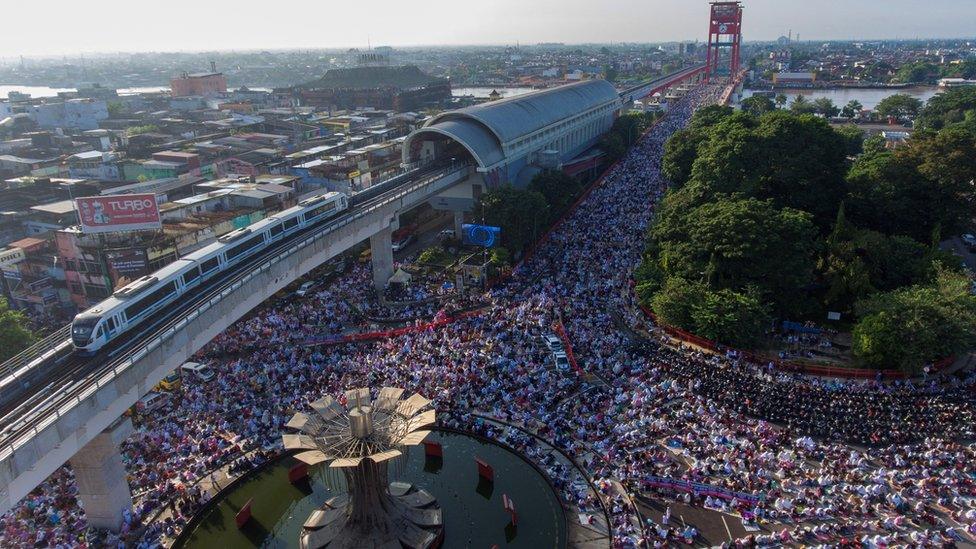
[743,85,939,110]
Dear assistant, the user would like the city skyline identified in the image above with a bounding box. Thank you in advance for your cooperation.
[1,0,974,58]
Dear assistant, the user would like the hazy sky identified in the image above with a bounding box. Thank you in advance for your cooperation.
[2,0,973,57]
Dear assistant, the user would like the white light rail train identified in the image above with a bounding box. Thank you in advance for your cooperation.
[70,191,349,353]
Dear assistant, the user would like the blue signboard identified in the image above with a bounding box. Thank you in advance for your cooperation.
[462,224,501,248]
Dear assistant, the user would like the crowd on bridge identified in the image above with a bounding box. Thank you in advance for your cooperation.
[3,83,976,549]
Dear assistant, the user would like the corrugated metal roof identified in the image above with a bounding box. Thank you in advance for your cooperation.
[419,119,505,168]
[427,80,618,144]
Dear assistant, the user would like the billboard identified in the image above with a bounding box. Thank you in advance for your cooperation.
[462,224,501,248]
[76,194,162,234]
[104,248,150,284]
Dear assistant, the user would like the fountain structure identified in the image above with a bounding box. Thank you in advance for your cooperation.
[282,387,442,549]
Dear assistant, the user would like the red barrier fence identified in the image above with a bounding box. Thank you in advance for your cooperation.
[302,309,483,347]
[635,304,946,380]
[552,321,584,376]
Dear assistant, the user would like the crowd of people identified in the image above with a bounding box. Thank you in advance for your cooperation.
[2,82,975,549]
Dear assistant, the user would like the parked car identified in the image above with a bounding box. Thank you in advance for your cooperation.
[296,281,316,297]
[180,361,215,383]
[553,350,571,372]
[157,371,181,391]
[543,334,564,351]
[392,234,416,252]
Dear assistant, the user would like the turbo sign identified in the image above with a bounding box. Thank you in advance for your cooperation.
[76,194,162,234]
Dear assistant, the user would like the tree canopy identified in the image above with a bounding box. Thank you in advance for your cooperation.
[637,105,976,370]
[740,95,775,117]
[475,185,548,257]
[852,268,976,373]
[0,298,35,363]
[915,86,976,131]
[875,94,923,119]
[846,128,975,241]
[528,169,582,223]
[650,197,818,316]
[677,110,849,228]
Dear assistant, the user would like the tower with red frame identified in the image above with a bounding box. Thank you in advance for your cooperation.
[705,1,743,82]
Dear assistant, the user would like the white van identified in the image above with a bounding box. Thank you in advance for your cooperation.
[180,361,216,382]
[136,391,170,414]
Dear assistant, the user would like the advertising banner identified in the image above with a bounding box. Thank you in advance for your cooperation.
[76,194,161,234]
[105,248,150,283]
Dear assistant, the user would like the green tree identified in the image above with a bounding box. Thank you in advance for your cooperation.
[0,298,36,362]
[906,126,976,191]
[846,131,974,241]
[834,124,865,156]
[894,62,940,84]
[790,95,818,115]
[915,86,976,131]
[820,215,941,314]
[861,134,887,156]
[812,97,840,118]
[650,197,818,315]
[489,247,511,267]
[660,105,735,187]
[841,99,863,120]
[475,185,548,257]
[418,246,448,264]
[875,94,923,119]
[690,287,770,348]
[650,276,706,329]
[600,133,626,162]
[661,128,706,188]
[689,111,849,227]
[740,95,776,116]
[107,101,125,117]
[852,268,976,373]
[774,93,788,109]
[528,169,582,221]
[941,58,976,80]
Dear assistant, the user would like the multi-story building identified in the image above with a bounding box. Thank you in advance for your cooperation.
[170,72,228,98]
[27,99,109,131]
[290,66,451,111]
[55,181,294,310]
[0,235,68,319]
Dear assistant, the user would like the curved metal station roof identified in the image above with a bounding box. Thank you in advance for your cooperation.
[429,79,618,144]
[411,80,619,169]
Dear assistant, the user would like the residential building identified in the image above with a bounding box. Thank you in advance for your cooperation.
[170,72,228,97]
[27,99,109,131]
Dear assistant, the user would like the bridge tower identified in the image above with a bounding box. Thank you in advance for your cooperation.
[705,1,743,82]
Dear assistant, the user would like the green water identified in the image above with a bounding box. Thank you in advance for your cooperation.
[180,431,566,548]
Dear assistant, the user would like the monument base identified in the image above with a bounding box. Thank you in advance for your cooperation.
[300,482,443,549]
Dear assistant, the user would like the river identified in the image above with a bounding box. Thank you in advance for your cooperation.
[0,85,273,99]
[452,86,538,99]
[3,84,539,101]
[742,86,940,110]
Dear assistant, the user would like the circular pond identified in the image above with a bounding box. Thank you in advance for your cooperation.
[178,430,566,548]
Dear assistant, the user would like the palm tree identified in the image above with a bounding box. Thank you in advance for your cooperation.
[841,99,863,120]
[775,93,788,109]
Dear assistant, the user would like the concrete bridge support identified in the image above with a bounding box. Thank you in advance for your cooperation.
[69,418,134,531]
[370,226,394,293]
